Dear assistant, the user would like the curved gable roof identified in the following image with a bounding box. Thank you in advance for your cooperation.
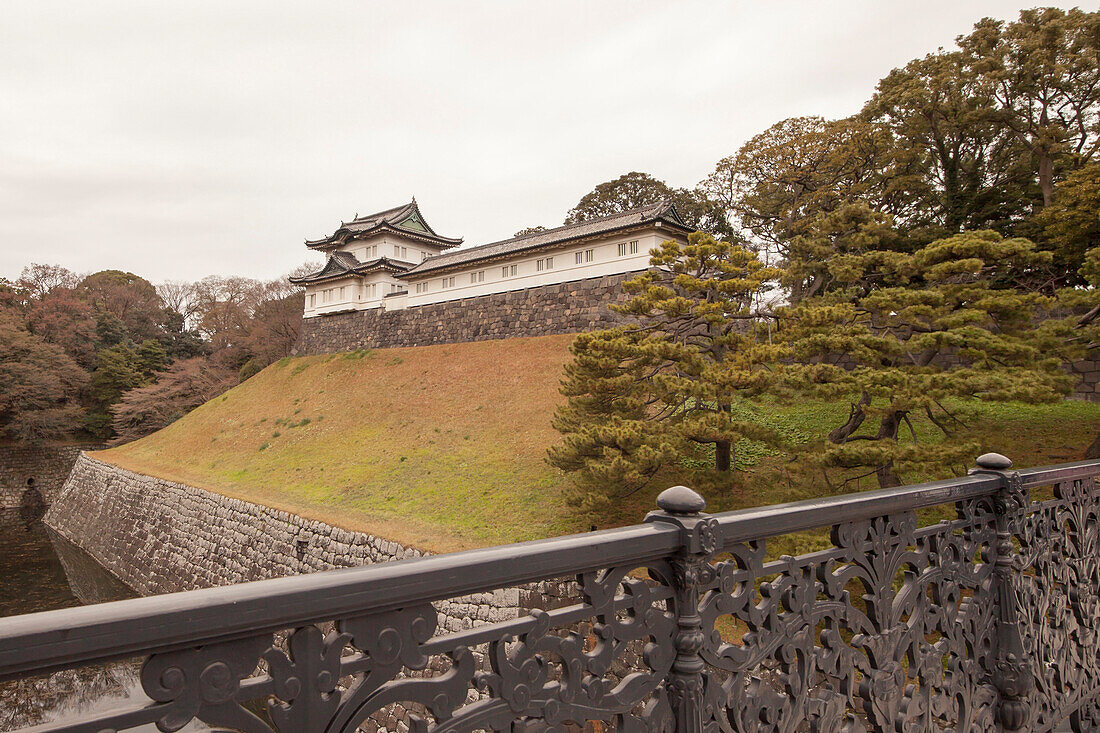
[289,251,418,285]
[305,200,462,250]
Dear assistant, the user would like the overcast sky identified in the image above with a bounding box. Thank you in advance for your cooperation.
[0,1,1083,283]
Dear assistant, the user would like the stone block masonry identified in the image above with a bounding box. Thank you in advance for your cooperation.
[45,454,588,732]
[45,455,527,631]
[0,444,102,509]
[296,271,641,355]
[295,271,1100,399]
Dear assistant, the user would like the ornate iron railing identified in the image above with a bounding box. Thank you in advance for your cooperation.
[1,453,1098,732]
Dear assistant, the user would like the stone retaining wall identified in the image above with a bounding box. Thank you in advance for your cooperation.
[43,455,595,731]
[297,271,640,355]
[1068,358,1100,401]
[45,455,525,629]
[0,444,102,509]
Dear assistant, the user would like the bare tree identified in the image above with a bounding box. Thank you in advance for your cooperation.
[17,264,80,300]
[156,280,197,326]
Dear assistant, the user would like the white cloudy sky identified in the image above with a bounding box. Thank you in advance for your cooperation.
[0,1,1082,283]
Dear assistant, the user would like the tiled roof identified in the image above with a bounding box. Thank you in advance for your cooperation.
[289,252,417,285]
[305,200,462,249]
[401,200,689,278]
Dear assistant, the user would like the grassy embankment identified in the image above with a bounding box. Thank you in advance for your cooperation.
[97,333,1100,553]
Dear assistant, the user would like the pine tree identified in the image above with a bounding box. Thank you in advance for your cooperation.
[1048,246,1100,457]
[773,229,1071,487]
[548,232,781,510]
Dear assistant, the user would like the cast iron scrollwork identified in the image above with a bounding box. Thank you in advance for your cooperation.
[1012,473,1100,732]
[10,458,1100,733]
[465,566,677,730]
[141,635,272,732]
[263,625,350,731]
[698,500,1000,731]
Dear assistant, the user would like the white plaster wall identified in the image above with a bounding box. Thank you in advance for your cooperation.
[343,232,443,265]
[384,292,409,311]
[402,231,676,308]
[304,273,410,317]
[304,276,358,317]
[302,227,684,319]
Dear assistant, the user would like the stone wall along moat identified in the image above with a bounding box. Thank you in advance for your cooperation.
[45,454,525,631]
[0,444,102,509]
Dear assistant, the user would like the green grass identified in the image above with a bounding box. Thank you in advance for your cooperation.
[95,334,1100,553]
[97,335,581,552]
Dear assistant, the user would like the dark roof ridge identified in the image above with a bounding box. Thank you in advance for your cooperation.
[352,256,417,271]
[344,201,413,225]
[305,199,462,248]
[399,199,685,278]
[290,252,420,284]
[504,199,675,245]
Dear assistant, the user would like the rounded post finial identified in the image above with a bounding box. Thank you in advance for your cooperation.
[656,485,706,514]
[976,452,1013,470]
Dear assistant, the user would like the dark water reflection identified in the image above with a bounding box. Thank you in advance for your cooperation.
[1,505,77,616]
[0,509,208,731]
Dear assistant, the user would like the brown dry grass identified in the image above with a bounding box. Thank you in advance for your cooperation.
[97,334,580,552]
[95,331,1100,556]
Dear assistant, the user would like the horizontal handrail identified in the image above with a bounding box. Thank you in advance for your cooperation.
[0,520,681,681]
[1015,458,1100,488]
[713,459,1100,546]
[715,471,1002,545]
[1,457,1096,685]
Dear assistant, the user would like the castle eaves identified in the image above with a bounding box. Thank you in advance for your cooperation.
[305,200,462,250]
[399,200,689,279]
[289,253,419,285]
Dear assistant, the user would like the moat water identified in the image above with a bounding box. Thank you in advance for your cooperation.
[0,508,208,731]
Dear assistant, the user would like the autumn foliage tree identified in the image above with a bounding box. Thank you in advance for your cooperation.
[0,314,89,443]
[548,232,780,510]
[0,259,308,444]
[109,357,237,444]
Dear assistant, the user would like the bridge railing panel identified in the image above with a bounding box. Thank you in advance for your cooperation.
[0,454,1097,732]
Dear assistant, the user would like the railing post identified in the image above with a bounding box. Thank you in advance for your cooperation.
[645,486,719,733]
[970,452,1033,732]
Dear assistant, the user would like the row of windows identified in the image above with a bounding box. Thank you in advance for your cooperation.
[355,240,643,268]
[358,244,426,261]
[309,285,346,307]
[414,240,643,293]
[311,239,648,306]
[310,236,645,307]
[355,240,648,269]
[308,280,411,307]
[618,240,640,256]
